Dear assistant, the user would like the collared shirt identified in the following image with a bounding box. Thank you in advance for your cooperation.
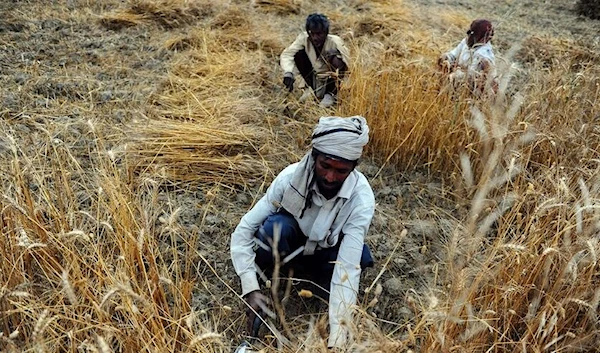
[280,32,351,75]
[445,38,496,78]
[230,162,375,348]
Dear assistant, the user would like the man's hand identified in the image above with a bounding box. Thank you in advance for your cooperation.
[437,54,447,67]
[283,72,295,92]
[244,290,270,335]
[478,58,492,73]
[438,54,453,73]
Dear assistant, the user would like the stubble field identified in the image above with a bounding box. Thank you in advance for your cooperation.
[1,0,599,352]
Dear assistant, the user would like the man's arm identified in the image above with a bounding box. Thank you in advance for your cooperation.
[230,194,277,295]
[447,38,467,63]
[230,195,275,336]
[471,57,497,93]
[439,38,467,71]
[230,167,293,296]
[328,197,375,348]
[280,32,307,74]
[328,35,350,72]
[324,48,347,73]
[231,166,297,334]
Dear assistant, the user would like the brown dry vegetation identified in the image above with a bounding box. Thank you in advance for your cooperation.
[1,0,600,352]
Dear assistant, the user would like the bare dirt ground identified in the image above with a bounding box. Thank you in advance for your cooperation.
[1,0,598,350]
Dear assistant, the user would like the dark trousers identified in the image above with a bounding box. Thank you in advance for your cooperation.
[293,50,342,96]
[255,211,374,298]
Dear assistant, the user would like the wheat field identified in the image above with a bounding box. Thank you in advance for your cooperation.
[1,0,599,352]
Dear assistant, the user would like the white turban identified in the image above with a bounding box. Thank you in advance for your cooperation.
[280,115,369,221]
[311,116,370,161]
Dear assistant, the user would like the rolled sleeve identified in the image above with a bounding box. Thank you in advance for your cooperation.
[230,165,297,296]
[445,38,467,64]
[280,33,307,73]
[328,196,375,348]
[230,195,274,296]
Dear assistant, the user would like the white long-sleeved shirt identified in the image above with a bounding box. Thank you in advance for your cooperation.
[444,38,496,79]
[280,32,351,76]
[230,162,375,348]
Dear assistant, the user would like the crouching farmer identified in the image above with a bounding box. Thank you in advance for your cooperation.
[230,116,375,349]
[438,18,498,95]
[280,13,350,108]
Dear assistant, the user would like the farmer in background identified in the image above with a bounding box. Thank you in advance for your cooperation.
[280,13,350,108]
[230,116,375,349]
[438,19,497,95]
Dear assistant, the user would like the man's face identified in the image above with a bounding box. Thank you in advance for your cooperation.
[314,154,355,196]
[308,27,328,49]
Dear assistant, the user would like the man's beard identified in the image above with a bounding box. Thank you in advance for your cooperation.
[316,175,342,193]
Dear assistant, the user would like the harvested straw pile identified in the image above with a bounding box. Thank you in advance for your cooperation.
[349,2,413,39]
[128,117,270,186]
[99,12,144,30]
[252,0,300,15]
[577,0,600,19]
[517,35,600,69]
[210,6,252,30]
[100,0,213,29]
[159,28,271,119]
[205,6,287,54]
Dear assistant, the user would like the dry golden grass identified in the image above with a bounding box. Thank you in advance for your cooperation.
[100,0,214,30]
[336,13,600,349]
[1,0,600,352]
[0,119,226,352]
[252,0,301,15]
[128,117,270,187]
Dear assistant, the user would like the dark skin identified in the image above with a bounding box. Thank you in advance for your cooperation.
[308,28,347,72]
[326,49,346,72]
[313,154,355,199]
[308,28,327,54]
[244,291,269,334]
[244,154,356,333]
[466,30,486,48]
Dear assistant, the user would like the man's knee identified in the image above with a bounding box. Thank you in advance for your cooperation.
[259,213,299,243]
[293,50,310,68]
[293,50,316,88]
[361,244,374,269]
[254,212,302,265]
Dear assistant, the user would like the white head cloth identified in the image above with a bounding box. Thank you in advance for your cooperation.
[280,115,370,229]
[311,116,370,161]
